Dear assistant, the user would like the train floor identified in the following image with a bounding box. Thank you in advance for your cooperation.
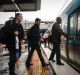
[0,44,80,75]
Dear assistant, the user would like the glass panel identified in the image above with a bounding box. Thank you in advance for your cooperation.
[77,12,80,40]
[78,12,80,31]
[69,16,74,36]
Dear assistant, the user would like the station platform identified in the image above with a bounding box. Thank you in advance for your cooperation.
[0,44,80,75]
[41,45,80,75]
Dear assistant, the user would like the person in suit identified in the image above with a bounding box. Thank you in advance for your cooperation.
[26,18,49,68]
[49,17,68,65]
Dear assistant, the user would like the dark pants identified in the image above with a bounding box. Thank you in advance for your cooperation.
[27,40,31,52]
[49,43,61,63]
[8,47,21,75]
[26,43,46,66]
[8,48,16,75]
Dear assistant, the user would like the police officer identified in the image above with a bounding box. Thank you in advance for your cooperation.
[49,17,68,65]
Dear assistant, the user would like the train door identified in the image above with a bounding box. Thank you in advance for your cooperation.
[67,10,80,70]
[75,11,80,65]
[68,14,76,62]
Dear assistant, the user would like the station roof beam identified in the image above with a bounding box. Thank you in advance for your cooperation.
[0,0,41,11]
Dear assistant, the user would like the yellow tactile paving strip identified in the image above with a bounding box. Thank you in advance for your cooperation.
[27,47,53,75]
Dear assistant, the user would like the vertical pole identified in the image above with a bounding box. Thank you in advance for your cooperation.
[15,11,16,17]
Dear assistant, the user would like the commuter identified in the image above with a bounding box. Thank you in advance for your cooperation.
[1,13,24,75]
[48,31,53,48]
[40,33,43,46]
[26,18,49,68]
[49,17,68,65]
[43,33,48,47]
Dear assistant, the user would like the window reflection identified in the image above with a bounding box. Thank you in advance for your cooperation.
[69,16,74,36]
[77,11,80,40]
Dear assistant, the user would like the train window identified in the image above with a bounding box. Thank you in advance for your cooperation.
[77,12,80,40]
[78,12,80,31]
[69,16,74,36]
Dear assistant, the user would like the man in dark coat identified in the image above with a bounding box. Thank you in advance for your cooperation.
[1,13,24,75]
[26,18,49,68]
[49,17,68,65]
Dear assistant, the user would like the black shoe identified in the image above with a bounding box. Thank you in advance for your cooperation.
[57,62,64,65]
[49,59,55,62]
[42,63,49,67]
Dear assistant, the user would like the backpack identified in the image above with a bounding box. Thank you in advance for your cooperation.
[0,20,13,44]
[0,30,8,44]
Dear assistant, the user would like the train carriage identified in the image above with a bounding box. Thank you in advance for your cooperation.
[59,0,80,71]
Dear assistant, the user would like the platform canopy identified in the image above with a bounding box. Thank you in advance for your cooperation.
[0,0,41,11]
